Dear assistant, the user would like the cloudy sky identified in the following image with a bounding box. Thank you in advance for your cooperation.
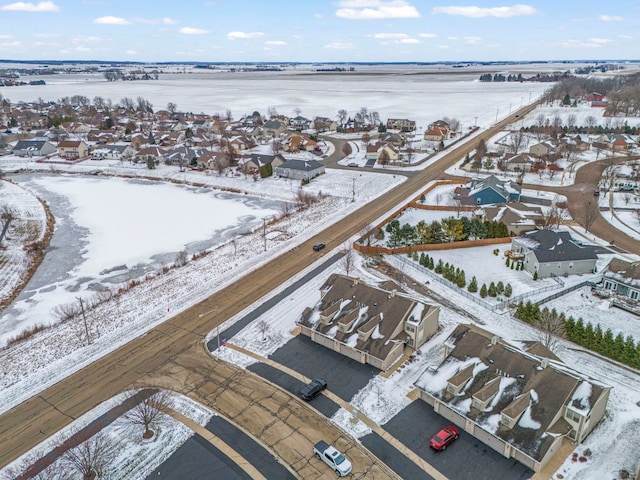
[0,0,637,62]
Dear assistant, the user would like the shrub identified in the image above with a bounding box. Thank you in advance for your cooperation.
[480,284,488,298]
[468,276,478,293]
[504,283,512,297]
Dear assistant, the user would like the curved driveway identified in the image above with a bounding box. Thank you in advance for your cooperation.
[0,101,543,479]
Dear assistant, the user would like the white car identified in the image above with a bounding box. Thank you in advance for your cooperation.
[313,440,352,477]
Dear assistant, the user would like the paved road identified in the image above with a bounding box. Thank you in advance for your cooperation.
[0,102,542,478]
[147,416,295,480]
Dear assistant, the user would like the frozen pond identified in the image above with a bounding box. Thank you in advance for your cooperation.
[0,174,283,344]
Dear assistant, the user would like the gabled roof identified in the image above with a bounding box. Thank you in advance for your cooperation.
[302,274,437,363]
[469,175,521,199]
[13,140,49,150]
[515,229,598,262]
[249,153,285,165]
[416,324,610,461]
[603,258,640,286]
[278,159,323,171]
[57,140,85,148]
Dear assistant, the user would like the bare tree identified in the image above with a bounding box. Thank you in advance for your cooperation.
[361,132,371,145]
[62,430,115,480]
[585,115,597,132]
[443,116,460,132]
[535,113,546,128]
[270,138,282,154]
[257,319,270,341]
[340,243,357,276]
[378,149,390,167]
[0,204,15,245]
[166,102,177,113]
[582,200,599,232]
[0,448,71,480]
[508,131,528,154]
[337,109,347,126]
[293,107,302,117]
[124,390,172,439]
[533,308,565,352]
[175,249,189,267]
[341,142,352,157]
[225,109,233,122]
[623,192,633,205]
[214,154,230,176]
[567,113,577,128]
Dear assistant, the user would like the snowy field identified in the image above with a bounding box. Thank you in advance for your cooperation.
[0,68,551,132]
[393,207,472,226]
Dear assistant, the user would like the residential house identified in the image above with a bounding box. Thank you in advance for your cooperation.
[298,274,439,371]
[290,115,312,131]
[423,125,449,142]
[601,258,640,303]
[91,143,135,161]
[386,118,416,132]
[365,142,399,162]
[313,117,338,133]
[414,323,611,472]
[274,158,325,181]
[263,120,288,138]
[87,129,120,144]
[164,146,207,166]
[529,141,556,158]
[481,202,543,236]
[511,229,598,278]
[595,134,635,152]
[243,153,286,173]
[285,134,317,153]
[500,153,538,173]
[455,175,522,206]
[12,139,57,157]
[134,146,167,164]
[57,140,89,160]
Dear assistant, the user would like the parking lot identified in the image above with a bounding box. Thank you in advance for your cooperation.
[248,335,534,480]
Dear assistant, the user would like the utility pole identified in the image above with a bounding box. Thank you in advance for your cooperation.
[351,177,356,203]
[263,219,267,252]
[77,296,90,345]
[474,116,477,127]
[495,108,499,123]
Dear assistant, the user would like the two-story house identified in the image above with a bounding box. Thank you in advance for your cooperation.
[57,140,89,160]
[298,274,440,371]
[414,324,611,473]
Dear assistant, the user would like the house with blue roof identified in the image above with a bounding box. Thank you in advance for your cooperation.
[455,175,521,206]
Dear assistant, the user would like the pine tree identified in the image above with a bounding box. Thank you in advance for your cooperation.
[514,301,524,319]
[496,281,504,294]
[419,252,426,266]
[533,271,538,281]
[435,259,444,274]
[480,284,488,298]
[583,322,595,349]
[488,282,497,297]
[504,283,512,297]
[468,276,478,293]
[510,262,515,270]
[564,316,576,340]
[622,335,637,367]
[613,333,626,361]
[428,257,435,270]
[593,324,604,353]
[456,270,466,288]
[505,258,510,267]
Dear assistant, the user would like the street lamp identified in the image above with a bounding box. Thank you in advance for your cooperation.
[199,307,221,349]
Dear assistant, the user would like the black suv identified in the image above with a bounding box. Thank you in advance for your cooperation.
[313,243,326,252]
[300,378,327,400]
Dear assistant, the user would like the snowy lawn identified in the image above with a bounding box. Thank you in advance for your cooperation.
[394,207,471,226]
[1,390,214,480]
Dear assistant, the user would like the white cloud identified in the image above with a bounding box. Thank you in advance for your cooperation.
[227,31,264,40]
[370,33,408,39]
[0,35,11,39]
[324,41,355,49]
[33,32,59,38]
[336,0,420,20]
[617,34,633,40]
[136,17,178,25]
[0,1,58,12]
[599,14,623,22]
[314,13,323,19]
[93,16,131,25]
[432,4,536,18]
[419,33,438,38]
[179,26,209,35]
[399,38,419,44]
[464,36,482,44]
[71,35,101,44]
[125,49,137,55]
[559,37,613,48]
[264,40,286,46]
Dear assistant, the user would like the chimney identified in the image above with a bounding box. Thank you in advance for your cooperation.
[490,335,500,346]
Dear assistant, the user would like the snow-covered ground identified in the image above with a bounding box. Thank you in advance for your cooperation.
[1,390,214,480]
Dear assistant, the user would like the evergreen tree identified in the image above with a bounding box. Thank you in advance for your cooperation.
[514,301,524,319]
[583,322,595,349]
[496,281,504,294]
[480,284,488,298]
[623,335,637,367]
[593,324,604,353]
[435,259,444,274]
[613,333,626,361]
[510,262,515,270]
[488,282,497,297]
[533,271,538,281]
[564,316,576,339]
[419,252,426,266]
[428,257,435,269]
[602,328,614,356]
[505,258,511,268]
[468,276,478,293]
[504,283,512,297]
[456,270,466,288]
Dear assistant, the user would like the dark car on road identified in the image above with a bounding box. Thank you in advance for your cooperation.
[429,426,459,451]
[300,378,327,400]
[312,243,326,252]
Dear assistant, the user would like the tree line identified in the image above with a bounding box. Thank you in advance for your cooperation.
[384,216,509,248]
[515,301,640,369]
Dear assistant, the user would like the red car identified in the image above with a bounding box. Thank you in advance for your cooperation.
[429,426,459,451]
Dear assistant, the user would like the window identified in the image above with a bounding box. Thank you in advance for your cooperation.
[406,324,415,333]
[565,408,583,423]
[501,416,511,427]
[631,290,639,301]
